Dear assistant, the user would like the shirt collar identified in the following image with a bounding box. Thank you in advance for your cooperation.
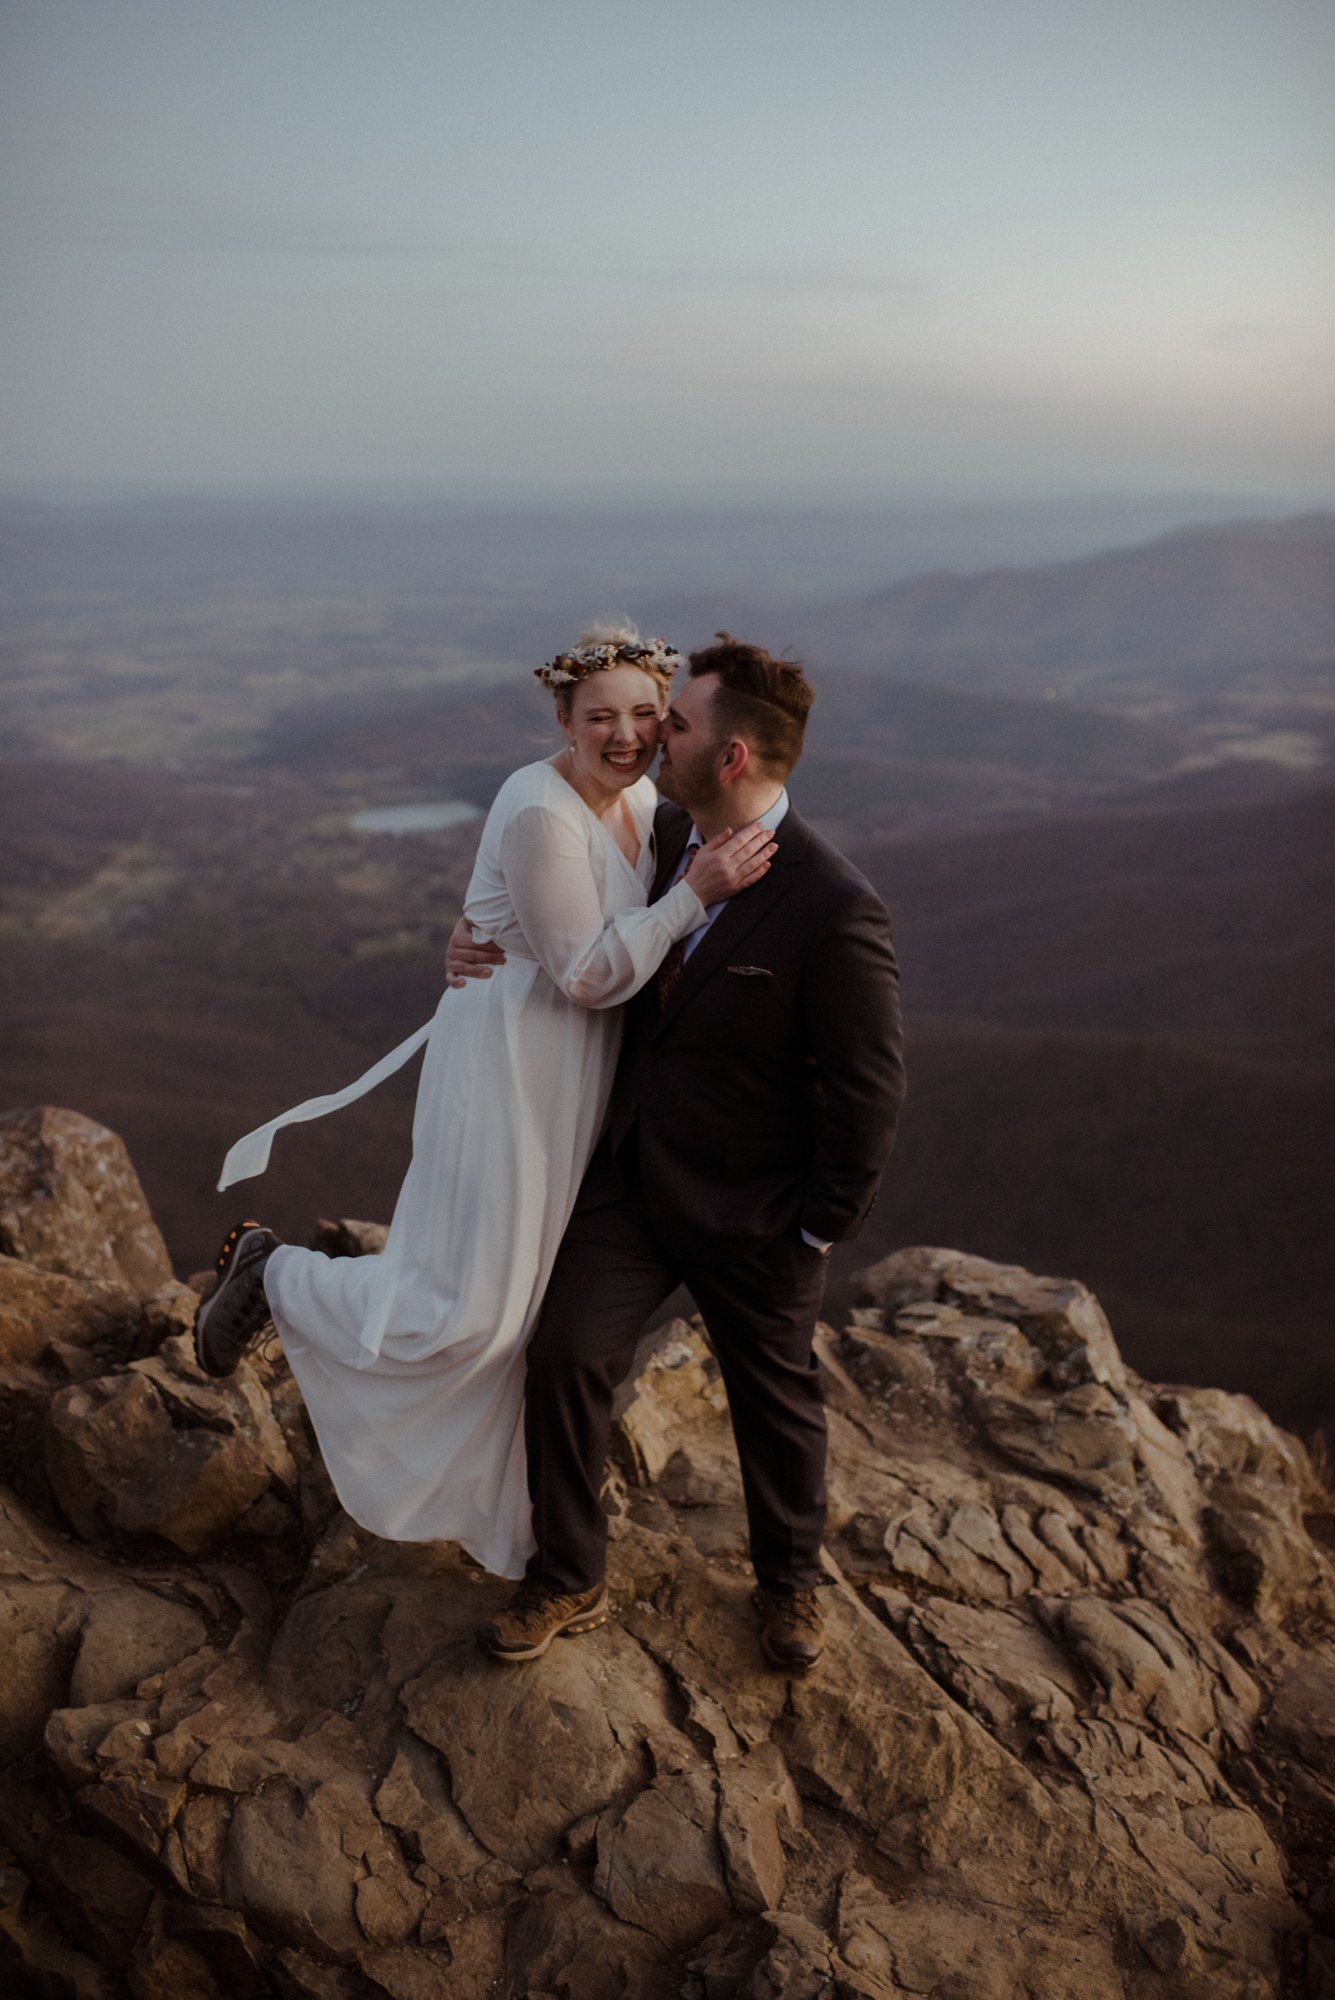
[685,788,789,853]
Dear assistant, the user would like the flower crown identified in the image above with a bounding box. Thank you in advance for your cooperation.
[534,636,684,693]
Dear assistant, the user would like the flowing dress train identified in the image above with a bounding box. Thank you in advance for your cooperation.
[217,763,702,1578]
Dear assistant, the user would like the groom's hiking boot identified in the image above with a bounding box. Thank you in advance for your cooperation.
[479,1580,609,1661]
[194,1222,279,1377]
[755,1585,825,1673]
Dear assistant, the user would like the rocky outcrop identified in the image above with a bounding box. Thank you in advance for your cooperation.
[0,1111,1332,1998]
[0,1107,173,1297]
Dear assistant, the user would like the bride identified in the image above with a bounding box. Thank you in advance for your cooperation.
[192,622,774,1579]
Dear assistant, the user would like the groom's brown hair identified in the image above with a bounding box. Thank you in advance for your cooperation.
[687,633,813,780]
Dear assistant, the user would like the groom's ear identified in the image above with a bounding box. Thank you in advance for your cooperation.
[718,736,751,784]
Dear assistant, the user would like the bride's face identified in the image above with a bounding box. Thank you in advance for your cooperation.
[560,666,663,793]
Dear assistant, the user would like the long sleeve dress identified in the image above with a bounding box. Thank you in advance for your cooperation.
[218,761,704,1579]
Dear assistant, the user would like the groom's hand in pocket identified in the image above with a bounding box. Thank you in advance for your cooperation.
[445,917,507,988]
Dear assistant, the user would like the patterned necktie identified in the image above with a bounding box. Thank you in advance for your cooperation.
[655,843,699,1003]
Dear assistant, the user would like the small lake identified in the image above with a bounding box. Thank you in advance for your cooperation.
[350,800,483,836]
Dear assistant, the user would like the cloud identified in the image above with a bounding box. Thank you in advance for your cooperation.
[1201,321,1268,346]
[3,181,924,304]
[670,263,924,302]
[2,190,534,271]
[197,219,501,262]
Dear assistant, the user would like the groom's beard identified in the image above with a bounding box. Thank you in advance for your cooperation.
[655,760,683,806]
[655,749,722,822]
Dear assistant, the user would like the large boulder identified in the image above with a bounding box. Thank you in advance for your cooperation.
[44,1331,304,1557]
[0,1254,139,1371]
[0,1249,190,1523]
[0,1107,173,1297]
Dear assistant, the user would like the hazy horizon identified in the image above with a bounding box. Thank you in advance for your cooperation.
[4,474,1334,516]
[5,481,1329,630]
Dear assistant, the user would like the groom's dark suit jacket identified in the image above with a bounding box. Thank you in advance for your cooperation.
[578,798,906,1261]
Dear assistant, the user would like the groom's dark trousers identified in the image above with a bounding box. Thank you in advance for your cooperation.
[524,799,906,1596]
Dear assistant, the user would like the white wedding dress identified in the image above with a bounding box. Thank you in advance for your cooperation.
[217,761,703,1578]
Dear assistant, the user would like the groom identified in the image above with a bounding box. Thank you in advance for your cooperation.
[449,635,905,1671]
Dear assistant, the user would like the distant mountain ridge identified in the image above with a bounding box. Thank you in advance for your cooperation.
[790,512,1335,680]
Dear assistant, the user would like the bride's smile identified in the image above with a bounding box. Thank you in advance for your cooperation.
[552,663,664,814]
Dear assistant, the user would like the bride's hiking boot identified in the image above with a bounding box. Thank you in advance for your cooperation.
[479,1580,609,1661]
[755,1584,825,1673]
[194,1222,279,1377]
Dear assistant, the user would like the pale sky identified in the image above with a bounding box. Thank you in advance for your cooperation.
[2,0,1332,498]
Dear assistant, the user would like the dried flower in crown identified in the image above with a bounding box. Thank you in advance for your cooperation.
[534,636,684,693]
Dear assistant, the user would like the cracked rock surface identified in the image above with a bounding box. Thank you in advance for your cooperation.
[0,1112,1332,1998]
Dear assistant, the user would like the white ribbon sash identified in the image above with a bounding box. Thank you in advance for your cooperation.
[217,1018,435,1191]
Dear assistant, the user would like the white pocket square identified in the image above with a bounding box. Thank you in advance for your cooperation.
[727,964,774,977]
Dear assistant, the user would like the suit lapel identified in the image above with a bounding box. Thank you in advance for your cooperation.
[653,806,811,1035]
[649,802,692,903]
